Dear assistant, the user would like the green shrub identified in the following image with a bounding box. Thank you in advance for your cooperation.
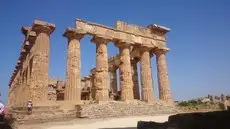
[178,100,206,107]
[178,101,189,106]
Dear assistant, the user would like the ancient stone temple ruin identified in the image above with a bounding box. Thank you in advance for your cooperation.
[8,19,173,108]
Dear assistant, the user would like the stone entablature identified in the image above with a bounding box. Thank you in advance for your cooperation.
[76,19,169,49]
[116,21,169,40]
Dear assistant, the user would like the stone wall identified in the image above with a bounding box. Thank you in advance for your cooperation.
[76,101,178,118]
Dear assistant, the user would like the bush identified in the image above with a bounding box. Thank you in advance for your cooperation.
[178,100,205,107]
[178,101,189,106]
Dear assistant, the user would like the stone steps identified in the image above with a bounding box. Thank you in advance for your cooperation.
[11,105,61,111]
[9,101,179,124]
[10,109,64,115]
[9,106,78,124]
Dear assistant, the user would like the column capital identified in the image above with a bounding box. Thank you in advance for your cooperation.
[21,26,36,44]
[21,26,31,36]
[154,48,170,56]
[63,27,85,40]
[139,46,152,52]
[91,35,112,44]
[27,31,36,42]
[32,20,55,35]
[115,40,133,48]
[21,27,35,52]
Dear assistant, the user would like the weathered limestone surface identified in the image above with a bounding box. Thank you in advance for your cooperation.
[90,68,96,100]
[63,28,84,101]
[117,43,134,101]
[155,49,172,101]
[20,27,32,106]
[48,92,57,101]
[91,35,111,101]
[81,76,92,100]
[77,101,178,119]
[8,19,173,112]
[18,79,23,106]
[110,69,117,94]
[29,21,55,102]
[76,19,169,48]
[8,21,55,105]
[116,21,168,40]
[140,47,154,102]
[131,58,140,100]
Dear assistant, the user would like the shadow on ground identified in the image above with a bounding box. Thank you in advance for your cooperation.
[0,114,14,129]
[138,111,230,129]
[0,124,12,129]
[99,127,136,129]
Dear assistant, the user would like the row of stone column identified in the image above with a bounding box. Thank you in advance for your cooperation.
[63,28,172,103]
[109,48,172,102]
[9,21,172,107]
[8,21,55,107]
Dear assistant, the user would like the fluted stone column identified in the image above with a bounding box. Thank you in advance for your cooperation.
[10,91,13,107]
[11,89,14,107]
[7,90,11,108]
[116,43,134,101]
[21,27,36,102]
[8,88,13,108]
[15,81,20,106]
[90,68,96,100]
[25,63,30,103]
[30,20,55,101]
[18,70,23,106]
[131,58,140,100]
[110,69,117,94]
[63,28,84,101]
[85,77,91,100]
[88,75,93,100]
[16,77,21,106]
[18,76,23,106]
[140,47,154,102]
[22,69,27,106]
[13,89,16,107]
[91,35,111,101]
[21,27,31,104]
[155,49,172,101]
[23,56,30,104]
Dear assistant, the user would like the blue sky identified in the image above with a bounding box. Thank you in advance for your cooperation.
[0,0,230,104]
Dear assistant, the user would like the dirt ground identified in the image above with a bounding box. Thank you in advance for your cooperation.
[18,114,172,129]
